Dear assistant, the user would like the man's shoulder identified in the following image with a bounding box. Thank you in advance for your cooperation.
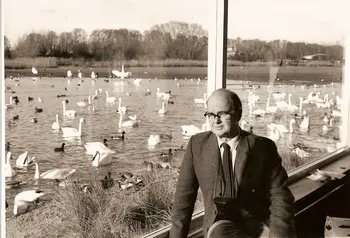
[191,131,213,142]
[244,130,276,147]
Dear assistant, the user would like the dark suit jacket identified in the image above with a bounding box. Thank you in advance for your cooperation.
[169,129,296,238]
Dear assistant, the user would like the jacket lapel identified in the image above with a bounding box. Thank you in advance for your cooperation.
[234,130,251,196]
[201,133,221,196]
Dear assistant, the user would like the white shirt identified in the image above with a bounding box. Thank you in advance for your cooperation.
[216,131,241,172]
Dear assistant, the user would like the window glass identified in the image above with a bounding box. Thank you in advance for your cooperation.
[4,0,209,236]
[226,0,347,171]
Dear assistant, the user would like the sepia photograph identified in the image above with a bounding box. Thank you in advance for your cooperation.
[2,0,350,237]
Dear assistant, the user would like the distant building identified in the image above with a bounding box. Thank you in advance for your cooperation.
[227,47,237,57]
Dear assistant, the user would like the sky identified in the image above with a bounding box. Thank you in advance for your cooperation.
[3,0,350,46]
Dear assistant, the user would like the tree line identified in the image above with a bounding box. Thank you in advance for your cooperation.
[4,21,344,62]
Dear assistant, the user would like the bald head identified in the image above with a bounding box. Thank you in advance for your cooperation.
[207,89,242,121]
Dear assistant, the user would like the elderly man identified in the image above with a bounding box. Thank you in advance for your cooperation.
[170,88,296,238]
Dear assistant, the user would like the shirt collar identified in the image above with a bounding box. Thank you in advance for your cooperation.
[216,127,241,150]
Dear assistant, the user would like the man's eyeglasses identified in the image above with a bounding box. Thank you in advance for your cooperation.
[204,111,235,120]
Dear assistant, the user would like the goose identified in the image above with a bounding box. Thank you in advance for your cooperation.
[117,98,127,113]
[16,151,35,168]
[158,102,167,115]
[61,117,85,137]
[84,140,116,155]
[62,100,76,117]
[52,114,61,130]
[148,134,161,146]
[77,96,91,107]
[105,91,116,103]
[111,131,126,140]
[92,151,113,167]
[5,152,16,178]
[265,97,278,114]
[34,160,76,180]
[54,143,65,152]
[118,112,138,128]
[13,190,45,216]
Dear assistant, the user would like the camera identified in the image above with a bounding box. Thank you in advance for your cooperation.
[213,197,239,221]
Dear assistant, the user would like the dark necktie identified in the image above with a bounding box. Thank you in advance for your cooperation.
[221,142,234,197]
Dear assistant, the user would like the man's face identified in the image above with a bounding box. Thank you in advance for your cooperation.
[206,94,239,138]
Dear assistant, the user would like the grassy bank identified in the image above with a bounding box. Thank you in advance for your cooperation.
[6,169,204,238]
[5,57,341,70]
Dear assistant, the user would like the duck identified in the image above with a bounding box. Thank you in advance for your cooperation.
[5,152,16,178]
[34,159,76,180]
[13,190,46,216]
[61,117,85,137]
[13,115,19,120]
[84,140,116,155]
[62,100,76,117]
[34,107,43,113]
[30,118,38,123]
[158,148,173,163]
[100,172,115,189]
[111,131,126,141]
[92,151,113,167]
[54,143,65,152]
[52,114,61,130]
[118,112,139,128]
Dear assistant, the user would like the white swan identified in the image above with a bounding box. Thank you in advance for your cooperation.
[34,160,76,180]
[52,114,60,130]
[128,114,137,121]
[268,127,280,142]
[92,151,113,167]
[287,94,299,111]
[91,90,99,100]
[194,93,207,104]
[6,96,14,110]
[299,115,310,131]
[105,91,116,103]
[112,65,131,79]
[272,92,286,100]
[158,102,167,115]
[118,112,138,128]
[61,117,85,137]
[267,122,289,133]
[13,190,45,216]
[249,103,265,117]
[148,135,161,146]
[84,142,116,155]
[180,124,206,137]
[77,96,91,107]
[16,151,35,168]
[118,98,127,113]
[62,100,76,117]
[5,152,16,178]
[265,97,278,114]
[156,88,169,98]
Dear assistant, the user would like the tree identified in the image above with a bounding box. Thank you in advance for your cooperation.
[4,36,12,59]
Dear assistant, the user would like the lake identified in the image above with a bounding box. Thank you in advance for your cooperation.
[4,75,343,216]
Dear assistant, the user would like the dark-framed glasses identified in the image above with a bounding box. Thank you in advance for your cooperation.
[204,111,235,120]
